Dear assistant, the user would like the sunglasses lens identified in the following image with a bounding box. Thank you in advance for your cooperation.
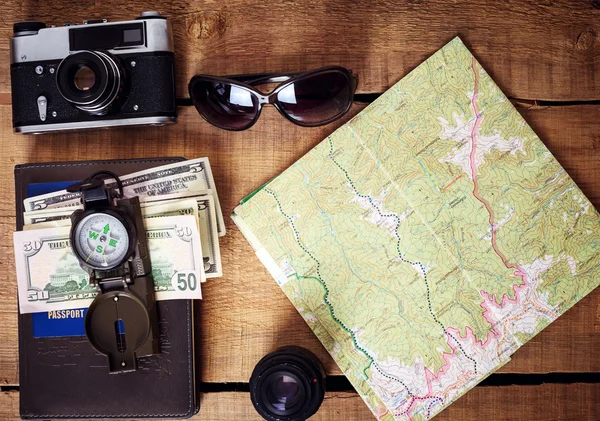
[191,80,259,130]
[276,70,352,125]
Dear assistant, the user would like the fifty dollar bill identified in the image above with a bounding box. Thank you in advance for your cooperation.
[14,215,204,314]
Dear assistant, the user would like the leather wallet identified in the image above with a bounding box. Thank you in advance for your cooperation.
[15,158,199,419]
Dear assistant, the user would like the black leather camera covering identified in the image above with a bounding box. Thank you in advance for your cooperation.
[15,158,198,419]
[11,52,176,129]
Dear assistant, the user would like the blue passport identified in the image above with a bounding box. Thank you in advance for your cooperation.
[28,180,87,338]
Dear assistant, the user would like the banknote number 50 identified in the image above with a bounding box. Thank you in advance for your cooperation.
[23,241,42,252]
[176,272,197,291]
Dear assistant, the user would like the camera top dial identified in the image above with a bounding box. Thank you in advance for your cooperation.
[13,21,46,36]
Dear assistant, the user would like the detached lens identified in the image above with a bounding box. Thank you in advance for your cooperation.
[190,79,259,130]
[250,346,325,421]
[276,70,352,125]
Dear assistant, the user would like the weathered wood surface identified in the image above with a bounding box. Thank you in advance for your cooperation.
[1,384,599,420]
[0,104,599,386]
[0,1,599,420]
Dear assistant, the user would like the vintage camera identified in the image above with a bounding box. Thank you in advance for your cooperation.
[10,11,177,134]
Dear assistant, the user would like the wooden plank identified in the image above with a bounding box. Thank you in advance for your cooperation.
[0,1,599,100]
[0,391,18,421]
[1,383,599,420]
[0,103,599,385]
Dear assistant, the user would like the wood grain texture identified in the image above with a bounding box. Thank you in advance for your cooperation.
[0,4,599,421]
[1,384,599,420]
[1,103,599,385]
[0,1,599,100]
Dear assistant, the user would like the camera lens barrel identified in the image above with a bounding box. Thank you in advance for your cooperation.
[250,346,326,421]
[56,50,123,115]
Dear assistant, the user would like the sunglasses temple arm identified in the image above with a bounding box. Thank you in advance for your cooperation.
[176,97,194,106]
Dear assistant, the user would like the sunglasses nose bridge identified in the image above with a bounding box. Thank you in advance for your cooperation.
[256,93,274,106]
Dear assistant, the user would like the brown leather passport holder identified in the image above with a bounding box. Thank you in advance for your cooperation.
[15,158,198,419]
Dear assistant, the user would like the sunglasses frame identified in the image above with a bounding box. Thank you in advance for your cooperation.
[188,66,358,131]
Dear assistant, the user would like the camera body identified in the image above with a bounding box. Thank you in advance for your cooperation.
[10,11,177,134]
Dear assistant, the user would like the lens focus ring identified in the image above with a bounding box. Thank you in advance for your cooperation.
[56,50,123,115]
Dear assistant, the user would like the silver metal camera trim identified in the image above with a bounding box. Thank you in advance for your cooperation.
[14,116,176,134]
[10,15,174,64]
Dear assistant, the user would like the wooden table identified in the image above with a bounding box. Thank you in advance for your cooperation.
[0,1,599,420]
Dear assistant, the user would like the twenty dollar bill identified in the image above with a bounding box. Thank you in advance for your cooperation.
[141,191,222,278]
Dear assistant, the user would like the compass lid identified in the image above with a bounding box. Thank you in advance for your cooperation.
[85,290,151,373]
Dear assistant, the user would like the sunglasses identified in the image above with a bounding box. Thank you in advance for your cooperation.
[188,66,358,131]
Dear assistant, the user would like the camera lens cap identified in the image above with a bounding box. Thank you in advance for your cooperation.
[13,21,46,34]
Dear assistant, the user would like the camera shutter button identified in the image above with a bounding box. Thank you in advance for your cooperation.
[84,19,107,25]
[37,96,47,122]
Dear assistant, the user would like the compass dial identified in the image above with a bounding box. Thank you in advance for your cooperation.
[73,212,131,270]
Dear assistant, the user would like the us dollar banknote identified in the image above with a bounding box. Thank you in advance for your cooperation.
[23,198,199,227]
[141,191,222,278]
[14,215,204,314]
[23,196,222,278]
[24,208,79,225]
[141,198,199,220]
[23,157,226,236]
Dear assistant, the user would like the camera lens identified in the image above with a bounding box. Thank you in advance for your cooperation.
[73,66,96,91]
[266,373,302,411]
[250,346,325,421]
[264,372,304,413]
[56,50,123,115]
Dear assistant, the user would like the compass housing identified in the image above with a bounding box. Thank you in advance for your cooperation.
[70,207,137,271]
[67,171,160,374]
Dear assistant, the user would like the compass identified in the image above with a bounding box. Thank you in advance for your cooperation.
[72,211,132,270]
[67,170,160,373]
